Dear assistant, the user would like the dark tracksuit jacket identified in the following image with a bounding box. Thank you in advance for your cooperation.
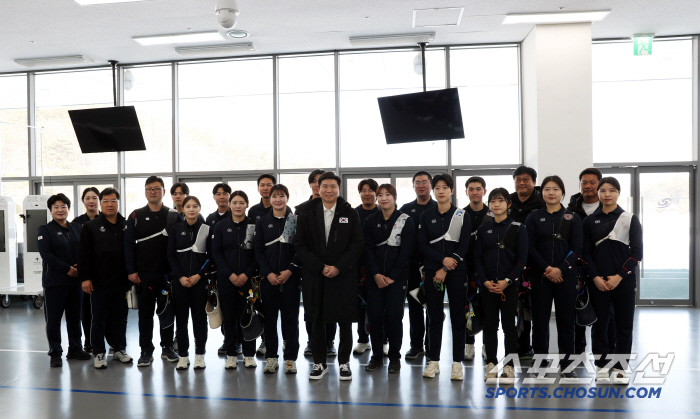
[254,209,303,360]
[582,206,643,368]
[37,220,83,356]
[78,214,129,354]
[249,201,272,223]
[72,213,100,226]
[525,206,583,364]
[417,204,471,362]
[362,209,415,360]
[354,204,380,341]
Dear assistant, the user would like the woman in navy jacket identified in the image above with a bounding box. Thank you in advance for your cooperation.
[167,196,211,370]
[525,176,582,378]
[417,174,471,381]
[254,184,302,375]
[38,193,91,367]
[212,190,259,370]
[582,177,642,385]
[362,184,415,373]
[474,188,528,383]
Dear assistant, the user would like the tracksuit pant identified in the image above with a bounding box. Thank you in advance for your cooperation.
[531,272,577,368]
[424,271,467,362]
[173,280,208,356]
[366,278,407,361]
[482,284,518,366]
[260,276,301,360]
[218,276,255,357]
[89,285,128,355]
[44,284,83,357]
[588,275,636,369]
[312,320,352,365]
[305,320,337,345]
[137,272,175,354]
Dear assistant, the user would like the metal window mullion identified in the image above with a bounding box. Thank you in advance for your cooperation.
[517,43,524,166]
[273,56,280,181]
[172,62,179,181]
[117,65,125,211]
[27,72,36,185]
[334,51,341,175]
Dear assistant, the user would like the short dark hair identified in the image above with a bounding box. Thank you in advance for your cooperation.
[170,182,189,195]
[597,177,621,192]
[318,171,341,187]
[512,166,537,182]
[541,175,566,196]
[308,169,326,184]
[487,188,511,205]
[376,183,397,202]
[99,187,120,200]
[270,184,290,199]
[257,174,277,186]
[579,167,603,181]
[358,179,378,193]
[412,171,432,183]
[182,196,201,208]
[465,176,486,189]
[229,190,249,204]
[145,176,165,188]
[212,183,232,195]
[81,187,99,201]
[47,193,71,210]
[431,173,454,190]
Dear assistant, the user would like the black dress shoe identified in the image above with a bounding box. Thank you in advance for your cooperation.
[50,356,63,367]
[66,350,91,360]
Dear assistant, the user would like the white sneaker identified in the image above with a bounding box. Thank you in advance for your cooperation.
[464,344,475,361]
[612,368,629,385]
[500,365,515,384]
[482,345,487,361]
[113,350,133,363]
[284,360,297,374]
[451,362,464,381]
[225,355,238,370]
[596,366,612,384]
[194,355,206,370]
[484,362,497,381]
[383,343,389,356]
[94,353,107,369]
[423,361,440,378]
[264,358,278,374]
[256,342,266,356]
[244,356,257,368]
[176,356,190,370]
[353,342,371,354]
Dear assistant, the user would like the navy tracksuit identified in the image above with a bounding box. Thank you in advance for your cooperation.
[418,204,471,362]
[38,220,83,357]
[355,205,381,345]
[398,198,436,352]
[464,205,490,345]
[362,209,415,361]
[212,216,258,357]
[474,216,528,366]
[72,213,100,350]
[167,220,211,356]
[525,206,583,367]
[254,210,303,361]
[582,206,643,369]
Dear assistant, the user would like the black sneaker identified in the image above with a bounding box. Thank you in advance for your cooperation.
[326,342,337,356]
[309,363,328,380]
[83,344,93,354]
[519,349,534,360]
[561,371,578,379]
[339,363,352,381]
[66,349,91,360]
[161,346,179,362]
[365,357,382,371]
[137,352,154,367]
[405,347,425,360]
[218,344,226,355]
[50,356,63,367]
[303,342,313,357]
[388,358,401,373]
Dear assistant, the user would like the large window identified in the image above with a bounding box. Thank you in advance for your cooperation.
[339,49,447,168]
[279,55,336,169]
[179,59,274,172]
[0,75,28,178]
[35,70,117,176]
[124,66,173,173]
[450,46,520,166]
[0,181,29,245]
[593,39,693,163]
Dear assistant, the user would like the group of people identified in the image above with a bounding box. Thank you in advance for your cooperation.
[37,165,642,384]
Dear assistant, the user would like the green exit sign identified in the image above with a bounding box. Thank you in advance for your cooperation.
[634,35,654,56]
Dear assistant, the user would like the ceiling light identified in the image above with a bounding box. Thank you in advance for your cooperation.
[14,55,94,68]
[133,31,224,46]
[349,33,435,48]
[502,10,610,24]
[175,43,256,57]
[227,30,248,39]
[74,0,152,5]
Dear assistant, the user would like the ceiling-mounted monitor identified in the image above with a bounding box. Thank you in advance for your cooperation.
[68,106,146,153]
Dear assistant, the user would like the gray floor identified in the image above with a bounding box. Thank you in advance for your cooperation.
[0,297,697,419]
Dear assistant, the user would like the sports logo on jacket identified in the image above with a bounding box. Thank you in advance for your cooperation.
[100,226,106,232]
[411,209,416,213]
[431,219,436,223]
[564,214,574,220]
[268,224,273,228]
[227,228,232,232]
[181,231,186,235]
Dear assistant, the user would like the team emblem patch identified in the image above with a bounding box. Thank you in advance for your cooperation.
[411,209,416,213]
[339,217,348,223]
[431,219,436,223]
[57,232,62,235]
[268,224,273,228]
[540,218,546,222]
[227,228,233,232]
[145,217,149,220]
[564,214,574,220]
[181,231,186,235]
[100,226,106,232]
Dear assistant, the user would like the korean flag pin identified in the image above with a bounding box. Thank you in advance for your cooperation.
[340,217,349,223]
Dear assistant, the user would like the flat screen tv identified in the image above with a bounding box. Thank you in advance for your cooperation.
[377,87,465,144]
[68,106,146,153]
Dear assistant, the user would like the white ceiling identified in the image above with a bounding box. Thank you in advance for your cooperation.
[0,0,698,73]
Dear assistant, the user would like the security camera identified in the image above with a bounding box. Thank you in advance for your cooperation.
[215,0,239,29]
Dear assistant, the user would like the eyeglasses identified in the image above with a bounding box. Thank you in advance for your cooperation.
[514,177,532,184]
[414,180,430,186]
[101,200,119,204]
[145,187,163,193]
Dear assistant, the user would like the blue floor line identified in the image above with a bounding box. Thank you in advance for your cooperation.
[1,385,697,415]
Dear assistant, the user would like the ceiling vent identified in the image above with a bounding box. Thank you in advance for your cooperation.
[413,7,464,27]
